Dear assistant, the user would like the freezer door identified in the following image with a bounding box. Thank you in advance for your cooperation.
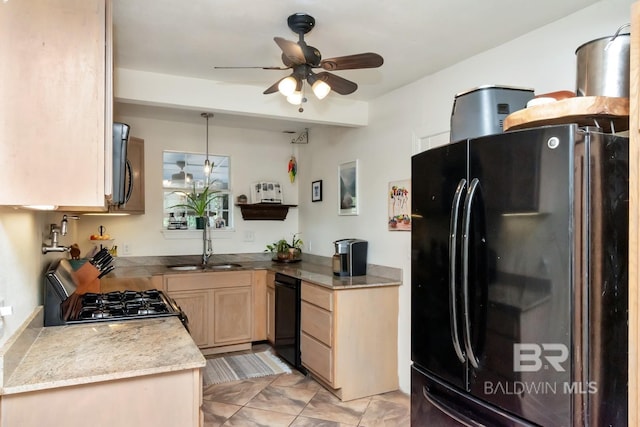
[466,125,574,426]
[411,141,468,389]
[412,365,537,426]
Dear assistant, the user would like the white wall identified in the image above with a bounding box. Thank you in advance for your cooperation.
[0,208,48,347]
[297,0,634,394]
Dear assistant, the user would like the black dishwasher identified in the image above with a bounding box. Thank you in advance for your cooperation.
[274,273,304,372]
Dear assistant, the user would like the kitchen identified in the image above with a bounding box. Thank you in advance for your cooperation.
[0,0,638,425]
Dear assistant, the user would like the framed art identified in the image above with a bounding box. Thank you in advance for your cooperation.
[388,180,411,230]
[338,160,358,215]
[312,180,323,202]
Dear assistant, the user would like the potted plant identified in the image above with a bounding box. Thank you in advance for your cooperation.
[266,233,303,261]
[170,183,220,229]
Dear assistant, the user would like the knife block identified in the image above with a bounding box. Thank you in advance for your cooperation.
[72,262,101,294]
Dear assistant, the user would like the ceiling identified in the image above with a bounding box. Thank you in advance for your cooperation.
[113,0,600,127]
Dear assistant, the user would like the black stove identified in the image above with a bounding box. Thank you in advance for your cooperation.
[44,259,188,330]
[74,289,181,322]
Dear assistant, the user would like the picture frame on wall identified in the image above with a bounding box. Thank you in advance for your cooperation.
[388,179,411,231]
[312,180,323,202]
[338,160,359,215]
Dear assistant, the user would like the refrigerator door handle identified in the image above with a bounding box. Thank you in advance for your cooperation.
[422,386,485,427]
[448,178,467,364]
[462,177,481,368]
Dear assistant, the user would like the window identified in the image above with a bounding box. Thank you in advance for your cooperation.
[162,151,231,230]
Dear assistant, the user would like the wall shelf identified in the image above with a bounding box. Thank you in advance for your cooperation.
[236,203,297,221]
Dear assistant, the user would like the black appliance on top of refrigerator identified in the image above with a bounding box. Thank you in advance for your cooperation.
[410,124,628,426]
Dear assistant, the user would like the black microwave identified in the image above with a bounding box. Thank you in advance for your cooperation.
[112,122,130,206]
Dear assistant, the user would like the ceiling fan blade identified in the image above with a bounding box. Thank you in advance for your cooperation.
[320,53,384,71]
[316,72,358,95]
[274,37,306,65]
[214,66,289,70]
[263,78,284,95]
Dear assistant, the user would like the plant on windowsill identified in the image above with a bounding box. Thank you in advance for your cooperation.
[266,233,303,262]
[169,182,220,229]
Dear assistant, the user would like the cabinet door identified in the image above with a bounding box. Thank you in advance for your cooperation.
[0,0,111,206]
[212,286,252,345]
[169,290,210,348]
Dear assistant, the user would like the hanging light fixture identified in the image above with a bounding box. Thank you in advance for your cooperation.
[201,113,213,177]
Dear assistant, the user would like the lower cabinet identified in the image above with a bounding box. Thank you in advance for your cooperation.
[266,271,275,344]
[300,281,399,401]
[170,290,209,347]
[212,286,252,345]
[165,271,254,355]
[0,369,202,427]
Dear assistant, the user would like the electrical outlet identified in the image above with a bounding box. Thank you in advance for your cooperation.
[123,243,131,255]
[244,231,255,242]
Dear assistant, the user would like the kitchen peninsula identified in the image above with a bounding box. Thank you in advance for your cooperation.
[0,309,205,427]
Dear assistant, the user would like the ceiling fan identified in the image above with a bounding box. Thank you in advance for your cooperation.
[215,13,383,110]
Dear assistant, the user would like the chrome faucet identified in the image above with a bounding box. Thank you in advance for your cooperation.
[42,215,78,254]
[202,221,213,266]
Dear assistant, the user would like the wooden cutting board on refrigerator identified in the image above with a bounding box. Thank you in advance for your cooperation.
[503,96,629,133]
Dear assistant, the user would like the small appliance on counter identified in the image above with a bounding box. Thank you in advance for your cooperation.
[450,85,534,143]
[332,238,368,277]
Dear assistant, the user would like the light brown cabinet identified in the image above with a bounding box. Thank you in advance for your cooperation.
[266,271,276,344]
[169,290,209,347]
[212,286,252,345]
[164,271,255,355]
[300,281,399,401]
[252,270,267,341]
[0,369,202,427]
[0,0,113,207]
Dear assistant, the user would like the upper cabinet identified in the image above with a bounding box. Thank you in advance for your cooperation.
[0,0,112,207]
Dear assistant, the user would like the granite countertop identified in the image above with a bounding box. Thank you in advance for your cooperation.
[106,254,402,290]
[2,316,205,395]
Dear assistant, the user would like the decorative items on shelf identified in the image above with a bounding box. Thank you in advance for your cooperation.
[266,233,303,262]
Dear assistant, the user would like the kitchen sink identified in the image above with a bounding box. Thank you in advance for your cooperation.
[206,263,243,270]
[167,264,202,271]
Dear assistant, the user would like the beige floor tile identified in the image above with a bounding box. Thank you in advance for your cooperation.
[358,397,410,427]
[246,383,318,415]
[222,406,296,426]
[300,388,372,425]
[203,376,275,406]
[271,371,323,391]
[370,390,410,407]
[291,416,356,426]
[202,401,241,427]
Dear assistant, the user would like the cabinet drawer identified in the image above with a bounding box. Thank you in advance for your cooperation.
[301,301,332,346]
[301,283,333,311]
[165,271,253,292]
[301,332,333,384]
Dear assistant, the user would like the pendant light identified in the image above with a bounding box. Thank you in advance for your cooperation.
[201,113,214,177]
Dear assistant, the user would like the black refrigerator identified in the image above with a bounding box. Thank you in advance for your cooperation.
[410,124,628,426]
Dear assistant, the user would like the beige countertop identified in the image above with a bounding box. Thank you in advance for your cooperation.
[105,257,402,290]
[2,315,205,395]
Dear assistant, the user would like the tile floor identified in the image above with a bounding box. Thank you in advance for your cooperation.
[201,347,410,427]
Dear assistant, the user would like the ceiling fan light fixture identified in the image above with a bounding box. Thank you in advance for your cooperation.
[287,90,303,105]
[278,76,298,96]
[311,79,331,100]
